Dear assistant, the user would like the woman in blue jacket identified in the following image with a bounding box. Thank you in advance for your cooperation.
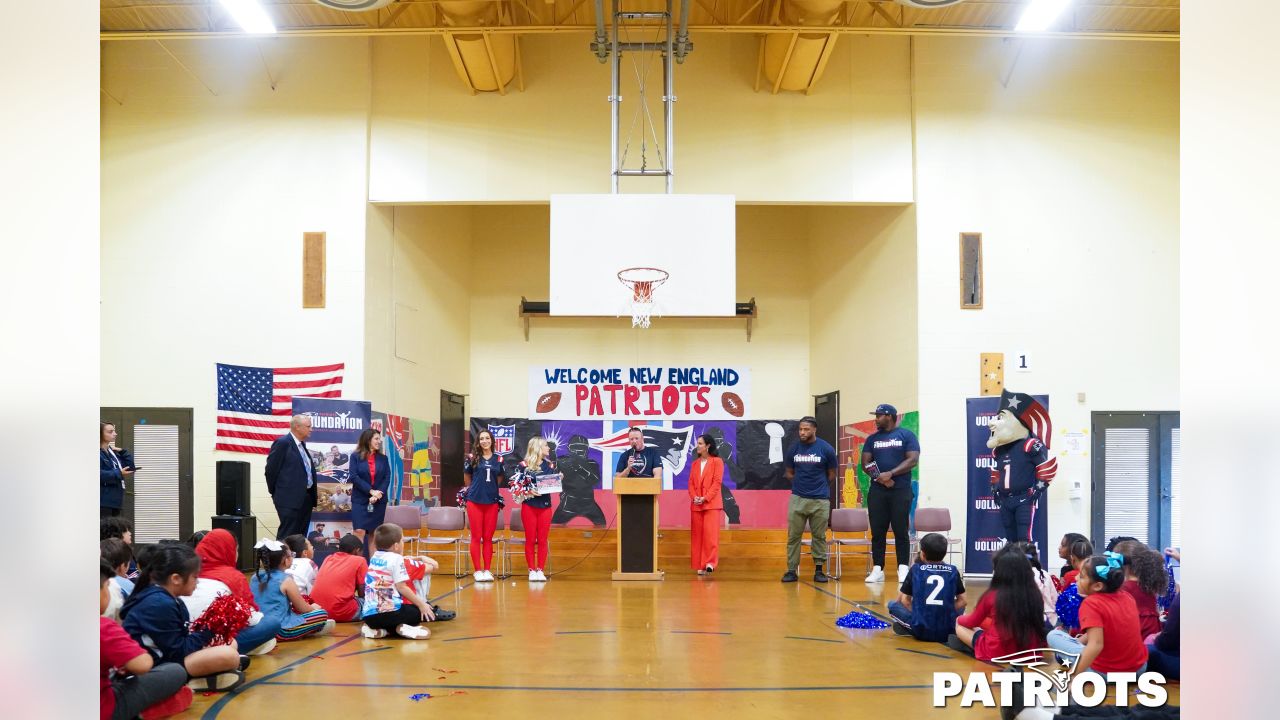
[350,428,391,553]
[100,422,134,518]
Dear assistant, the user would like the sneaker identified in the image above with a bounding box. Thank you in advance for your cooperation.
[482,570,495,582]
[474,570,486,581]
[865,566,885,583]
[891,621,912,636]
[188,671,244,693]
[237,654,252,672]
[246,637,276,656]
[316,619,336,636]
[361,624,388,639]
[898,564,910,580]
[697,569,705,576]
[431,606,457,622]
[814,566,829,583]
[705,565,714,574]
[781,570,798,583]
[537,570,549,582]
[529,569,539,582]
[396,624,430,640]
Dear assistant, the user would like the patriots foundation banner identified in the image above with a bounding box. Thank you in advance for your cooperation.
[294,397,370,561]
[965,396,1049,575]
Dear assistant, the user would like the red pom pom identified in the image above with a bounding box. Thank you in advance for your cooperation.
[190,594,253,646]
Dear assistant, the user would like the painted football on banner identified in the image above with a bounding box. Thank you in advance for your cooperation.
[536,392,562,413]
[722,392,745,418]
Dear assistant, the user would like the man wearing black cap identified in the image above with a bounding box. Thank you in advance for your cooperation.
[781,417,837,583]
[860,403,920,584]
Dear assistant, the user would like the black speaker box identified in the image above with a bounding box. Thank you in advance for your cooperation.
[216,460,251,516]
[211,514,257,571]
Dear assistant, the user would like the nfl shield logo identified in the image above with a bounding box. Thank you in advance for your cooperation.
[489,424,516,455]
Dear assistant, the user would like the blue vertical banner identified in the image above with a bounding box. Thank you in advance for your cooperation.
[965,396,1050,575]
[293,397,371,560]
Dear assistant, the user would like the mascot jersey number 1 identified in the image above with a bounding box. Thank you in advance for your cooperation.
[986,390,1058,546]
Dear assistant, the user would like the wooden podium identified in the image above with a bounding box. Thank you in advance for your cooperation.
[612,477,664,581]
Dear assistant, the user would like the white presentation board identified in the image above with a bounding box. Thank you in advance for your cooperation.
[549,194,736,317]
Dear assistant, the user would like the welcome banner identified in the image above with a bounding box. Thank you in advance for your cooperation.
[529,366,751,420]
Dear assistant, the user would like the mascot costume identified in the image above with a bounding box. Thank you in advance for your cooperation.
[986,390,1058,546]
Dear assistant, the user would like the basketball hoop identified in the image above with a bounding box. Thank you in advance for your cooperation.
[617,267,669,328]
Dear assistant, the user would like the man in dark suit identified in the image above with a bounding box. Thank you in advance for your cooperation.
[265,414,319,540]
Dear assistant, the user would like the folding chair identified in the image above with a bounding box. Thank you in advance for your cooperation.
[420,506,469,577]
[828,507,872,580]
[912,507,963,568]
[384,504,422,555]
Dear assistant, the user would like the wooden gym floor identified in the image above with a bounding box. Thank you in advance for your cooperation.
[182,530,1179,719]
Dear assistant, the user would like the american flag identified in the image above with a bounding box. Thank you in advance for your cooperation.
[215,362,344,455]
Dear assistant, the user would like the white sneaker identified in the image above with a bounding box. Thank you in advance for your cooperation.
[529,570,539,582]
[482,570,495,582]
[898,564,910,580]
[474,570,486,581]
[536,570,548,582]
[246,637,277,656]
[396,624,430,640]
[317,619,336,636]
[360,624,388,639]
[865,566,885,583]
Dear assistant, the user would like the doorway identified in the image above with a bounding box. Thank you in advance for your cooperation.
[1090,411,1181,551]
[439,391,466,506]
[814,391,840,506]
[100,407,194,542]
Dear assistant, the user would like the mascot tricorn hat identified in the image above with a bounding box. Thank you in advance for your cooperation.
[998,390,1052,447]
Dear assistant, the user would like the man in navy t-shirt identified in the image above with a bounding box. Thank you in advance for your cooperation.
[614,427,665,483]
[781,417,837,584]
[860,403,920,584]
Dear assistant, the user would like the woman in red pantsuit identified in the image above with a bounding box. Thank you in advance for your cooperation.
[689,433,724,575]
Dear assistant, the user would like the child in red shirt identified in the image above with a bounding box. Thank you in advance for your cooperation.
[954,552,1046,661]
[1115,541,1167,638]
[100,562,189,720]
[1046,552,1148,674]
[311,534,370,622]
[1054,537,1093,593]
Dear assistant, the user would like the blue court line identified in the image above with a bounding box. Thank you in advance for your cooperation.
[338,646,394,658]
[441,634,502,643]
[798,580,893,622]
[203,579,475,719]
[556,630,617,635]
[258,680,933,693]
[896,647,951,660]
[785,636,844,644]
[670,630,732,635]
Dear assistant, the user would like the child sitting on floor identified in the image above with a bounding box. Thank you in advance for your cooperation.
[101,561,191,720]
[310,534,369,622]
[101,538,134,622]
[953,551,1046,662]
[360,523,438,640]
[998,541,1059,627]
[1047,552,1148,675]
[283,534,318,596]
[120,543,248,692]
[888,533,967,642]
[250,539,335,642]
[1113,540,1167,639]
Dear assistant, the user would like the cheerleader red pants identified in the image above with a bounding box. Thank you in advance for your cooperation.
[466,502,499,571]
[520,504,552,571]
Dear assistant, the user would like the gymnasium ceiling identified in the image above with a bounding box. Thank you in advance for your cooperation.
[101,1,1178,96]
[101,1,1179,39]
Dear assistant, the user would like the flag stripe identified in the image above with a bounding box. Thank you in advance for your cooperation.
[216,362,344,456]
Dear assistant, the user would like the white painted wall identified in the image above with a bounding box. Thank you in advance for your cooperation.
[101,38,372,537]
[912,38,1179,569]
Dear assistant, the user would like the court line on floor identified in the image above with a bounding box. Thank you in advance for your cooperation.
[338,646,394,658]
[896,647,951,659]
[556,629,617,635]
[257,680,933,693]
[203,580,475,719]
[441,634,503,643]
[785,635,844,644]
[797,580,893,622]
[670,630,732,635]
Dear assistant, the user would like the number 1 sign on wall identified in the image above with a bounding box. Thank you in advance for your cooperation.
[1013,352,1032,373]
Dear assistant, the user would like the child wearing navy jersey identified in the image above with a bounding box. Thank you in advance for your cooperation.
[889,533,967,642]
[464,429,506,582]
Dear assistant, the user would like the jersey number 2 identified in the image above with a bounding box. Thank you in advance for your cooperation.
[925,575,946,606]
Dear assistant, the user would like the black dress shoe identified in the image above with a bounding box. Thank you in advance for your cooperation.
[781,570,798,583]
[814,567,829,583]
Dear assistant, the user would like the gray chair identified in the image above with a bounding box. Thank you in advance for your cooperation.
[911,507,962,568]
[828,507,872,580]
[421,506,469,577]
[384,504,422,555]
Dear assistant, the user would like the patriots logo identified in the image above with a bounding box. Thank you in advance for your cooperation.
[488,424,516,456]
[588,425,694,477]
[991,648,1080,694]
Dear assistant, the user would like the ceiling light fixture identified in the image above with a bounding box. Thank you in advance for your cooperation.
[218,0,277,35]
[1014,0,1071,33]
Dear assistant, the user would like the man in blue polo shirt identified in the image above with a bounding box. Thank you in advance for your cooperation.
[614,427,665,483]
[860,403,920,584]
[782,417,837,583]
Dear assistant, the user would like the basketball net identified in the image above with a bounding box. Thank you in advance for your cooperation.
[618,267,668,329]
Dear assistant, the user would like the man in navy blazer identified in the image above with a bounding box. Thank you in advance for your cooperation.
[265,415,319,540]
